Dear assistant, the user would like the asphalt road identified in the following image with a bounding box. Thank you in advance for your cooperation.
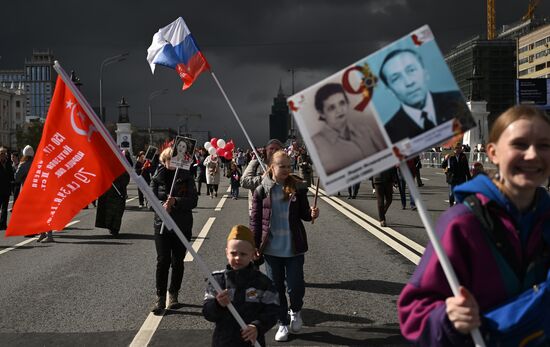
[0,167,452,347]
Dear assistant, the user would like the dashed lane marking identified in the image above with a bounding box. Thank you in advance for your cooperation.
[215,195,228,211]
[184,217,216,262]
[0,220,81,256]
[129,312,163,347]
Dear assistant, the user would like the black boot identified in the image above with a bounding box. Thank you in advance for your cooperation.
[167,292,179,309]
[151,296,166,315]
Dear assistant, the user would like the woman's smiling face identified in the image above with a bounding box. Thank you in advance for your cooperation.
[488,117,550,193]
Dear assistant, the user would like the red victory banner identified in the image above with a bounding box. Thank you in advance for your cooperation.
[6,76,125,236]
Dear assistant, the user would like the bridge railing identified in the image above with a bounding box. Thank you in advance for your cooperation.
[419,152,495,169]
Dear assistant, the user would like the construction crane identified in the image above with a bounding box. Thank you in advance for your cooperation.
[487,0,496,40]
[522,0,541,21]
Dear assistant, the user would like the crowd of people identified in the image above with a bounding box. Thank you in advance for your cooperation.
[2,103,550,346]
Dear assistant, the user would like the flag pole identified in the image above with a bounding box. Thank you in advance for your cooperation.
[54,61,262,347]
[311,177,320,224]
[399,161,485,347]
[159,166,180,235]
[209,71,266,171]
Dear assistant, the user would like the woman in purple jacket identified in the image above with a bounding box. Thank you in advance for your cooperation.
[250,150,319,342]
[398,105,550,346]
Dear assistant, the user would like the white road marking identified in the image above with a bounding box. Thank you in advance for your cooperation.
[435,172,445,175]
[128,312,163,347]
[215,195,228,211]
[310,187,422,265]
[184,217,216,262]
[0,238,37,256]
[126,196,138,203]
[0,220,81,256]
[327,193,425,254]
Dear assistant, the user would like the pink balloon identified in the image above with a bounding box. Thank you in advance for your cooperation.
[224,151,233,160]
[216,147,226,156]
[210,138,218,148]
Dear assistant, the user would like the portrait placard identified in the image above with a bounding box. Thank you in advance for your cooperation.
[144,146,158,161]
[171,136,196,170]
[288,25,474,194]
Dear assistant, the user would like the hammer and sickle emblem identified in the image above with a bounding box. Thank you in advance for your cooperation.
[69,102,97,142]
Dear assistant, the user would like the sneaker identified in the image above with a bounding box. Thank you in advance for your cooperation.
[411,206,417,211]
[139,204,144,208]
[167,292,179,309]
[274,324,289,342]
[380,220,387,227]
[37,233,46,242]
[289,310,303,333]
[151,296,166,315]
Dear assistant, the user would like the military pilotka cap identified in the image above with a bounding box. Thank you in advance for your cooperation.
[227,225,256,248]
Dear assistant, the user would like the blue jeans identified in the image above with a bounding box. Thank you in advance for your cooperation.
[264,254,305,325]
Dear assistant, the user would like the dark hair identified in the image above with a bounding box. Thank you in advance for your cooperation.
[489,105,550,144]
[379,49,424,86]
[314,83,349,114]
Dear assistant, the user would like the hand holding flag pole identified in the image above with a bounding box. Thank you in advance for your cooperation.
[146,17,266,172]
[399,161,485,347]
[53,61,261,347]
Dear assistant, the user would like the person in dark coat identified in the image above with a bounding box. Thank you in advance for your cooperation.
[441,143,471,206]
[371,167,397,227]
[0,147,14,230]
[134,151,152,208]
[150,147,198,314]
[194,148,207,195]
[95,171,130,236]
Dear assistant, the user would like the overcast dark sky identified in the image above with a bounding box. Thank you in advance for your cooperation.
[2,0,550,148]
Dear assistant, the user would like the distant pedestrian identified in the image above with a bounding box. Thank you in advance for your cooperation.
[204,153,220,198]
[372,168,396,227]
[396,161,416,210]
[228,161,241,200]
[0,147,14,230]
[297,149,313,187]
[241,139,283,215]
[10,152,20,208]
[414,156,424,187]
[134,151,149,208]
[442,143,471,206]
[235,148,247,171]
[203,225,279,347]
[347,182,360,199]
[194,148,207,196]
[95,171,130,236]
[14,146,34,209]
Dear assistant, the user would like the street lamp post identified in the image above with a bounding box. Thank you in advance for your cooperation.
[99,52,129,122]
[288,68,297,140]
[148,89,168,145]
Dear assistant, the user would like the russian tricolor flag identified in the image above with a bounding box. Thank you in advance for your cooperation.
[147,17,210,90]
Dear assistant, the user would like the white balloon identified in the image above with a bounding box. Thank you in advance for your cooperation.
[204,141,212,150]
[217,139,226,149]
[208,147,217,155]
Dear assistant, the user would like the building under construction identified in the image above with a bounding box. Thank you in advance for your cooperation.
[445,1,549,126]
